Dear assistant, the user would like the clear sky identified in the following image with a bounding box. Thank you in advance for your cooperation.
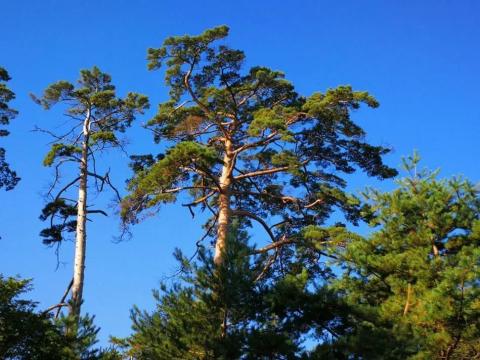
[1,0,479,345]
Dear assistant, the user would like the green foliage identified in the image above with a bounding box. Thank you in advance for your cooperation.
[119,157,480,359]
[33,66,149,135]
[123,26,396,260]
[117,223,349,359]
[43,143,82,167]
[34,66,149,244]
[0,67,19,191]
[0,275,115,359]
[90,131,117,145]
[330,158,480,359]
[122,141,218,222]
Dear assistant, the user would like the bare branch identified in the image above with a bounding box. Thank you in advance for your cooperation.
[54,176,81,202]
[182,191,216,207]
[232,209,276,243]
[253,236,295,254]
[42,278,73,318]
[233,131,280,154]
[86,209,108,216]
[234,165,291,180]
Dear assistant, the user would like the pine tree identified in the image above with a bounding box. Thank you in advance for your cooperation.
[121,25,396,270]
[329,155,480,359]
[0,275,121,359]
[0,67,20,191]
[116,222,348,359]
[32,67,149,324]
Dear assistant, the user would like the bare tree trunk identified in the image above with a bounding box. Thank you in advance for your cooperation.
[71,113,90,320]
[214,139,233,266]
[403,282,413,316]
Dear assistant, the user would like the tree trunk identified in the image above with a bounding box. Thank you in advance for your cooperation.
[403,282,412,316]
[70,113,90,320]
[214,139,234,266]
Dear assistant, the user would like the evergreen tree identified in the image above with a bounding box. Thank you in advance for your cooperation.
[328,155,480,359]
[0,275,121,359]
[32,67,149,323]
[121,25,396,270]
[0,67,20,191]
[117,223,347,359]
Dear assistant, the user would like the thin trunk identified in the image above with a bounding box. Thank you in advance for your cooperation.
[214,138,233,266]
[433,243,439,257]
[403,282,413,316]
[70,113,90,321]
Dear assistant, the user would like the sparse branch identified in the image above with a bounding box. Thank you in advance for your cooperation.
[234,165,291,180]
[32,124,82,144]
[234,159,310,180]
[182,191,216,207]
[87,171,121,201]
[161,185,216,194]
[184,65,211,116]
[54,176,81,202]
[42,278,73,319]
[254,249,278,282]
[47,159,78,198]
[179,166,221,190]
[232,209,276,243]
[253,235,295,254]
[86,209,108,216]
[233,131,280,154]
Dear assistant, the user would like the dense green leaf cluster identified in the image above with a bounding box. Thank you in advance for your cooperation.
[120,160,480,359]
[0,275,121,359]
[327,157,480,359]
[117,223,347,359]
[0,67,19,191]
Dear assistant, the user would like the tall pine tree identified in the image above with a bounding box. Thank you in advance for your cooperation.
[32,67,148,324]
[121,26,396,270]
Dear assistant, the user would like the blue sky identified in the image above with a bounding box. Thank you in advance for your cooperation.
[1,0,479,345]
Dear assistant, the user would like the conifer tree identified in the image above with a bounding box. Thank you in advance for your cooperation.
[117,222,347,359]
[0,67,20,191]
[32,67,148,323]
[329,155,480,359]
[0,275,121,359]
[121,26,396,271]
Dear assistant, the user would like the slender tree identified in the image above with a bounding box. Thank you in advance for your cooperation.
[32,67,149,323]
[122,26,396,270]
[0,67,20,191]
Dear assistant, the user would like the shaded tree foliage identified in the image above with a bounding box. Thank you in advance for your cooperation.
[0,67,19,191]
[327,156,480,359]
[116,223,349,359]
[118,157,480,359]
[0,275,121,359]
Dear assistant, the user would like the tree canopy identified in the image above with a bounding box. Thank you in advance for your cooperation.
[33,66,149,324]
[0,67,19,191]
[121,26,397,269]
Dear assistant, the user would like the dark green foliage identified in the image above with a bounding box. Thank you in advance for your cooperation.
[0,67,19,191]
[117,223,349,359]
[328,156,480,359]
[119,155,480,359]
[33,66,149,244]
[0,275,118,359]
[122,25,396,272]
